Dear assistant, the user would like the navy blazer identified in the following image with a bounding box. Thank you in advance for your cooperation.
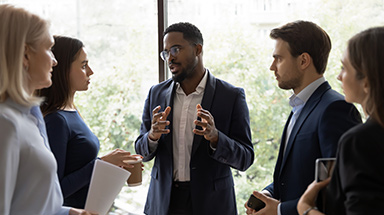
[264,82,362,215]
[324,119,384,215]
[135,71,254,215]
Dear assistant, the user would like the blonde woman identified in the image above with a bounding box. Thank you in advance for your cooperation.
[0,4,95,215]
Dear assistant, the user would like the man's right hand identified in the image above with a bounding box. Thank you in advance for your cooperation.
[148,105,171,141]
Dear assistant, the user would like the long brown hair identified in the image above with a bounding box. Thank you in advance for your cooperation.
[37,36,83,115]
[348,27,384,127]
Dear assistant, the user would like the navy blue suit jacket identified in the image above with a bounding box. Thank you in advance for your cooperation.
[135,71,254,215]
[264,82,361,215]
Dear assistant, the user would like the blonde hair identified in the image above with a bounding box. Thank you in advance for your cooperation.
[0,4,49,106]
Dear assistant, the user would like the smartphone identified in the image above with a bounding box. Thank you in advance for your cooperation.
[315,158,336,182]
[247,194,265,211]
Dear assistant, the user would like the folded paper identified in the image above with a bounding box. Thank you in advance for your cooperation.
[85,159,131,215]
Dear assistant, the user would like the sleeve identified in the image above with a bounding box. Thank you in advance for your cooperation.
[278,101,361,215]
[318,100,361,157]
[45,113,94,198]
[210,88,254,171]
[280,199,300,215]
[338,131,384,215]
[135,87,158,161]
[263,182,274,197]
[0,116,19,215]
[53,206,70,215]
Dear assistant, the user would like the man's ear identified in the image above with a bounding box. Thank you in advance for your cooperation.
[299,52,311,70]
[195,44,203,56]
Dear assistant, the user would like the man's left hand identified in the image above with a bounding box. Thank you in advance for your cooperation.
[193,104,219,147]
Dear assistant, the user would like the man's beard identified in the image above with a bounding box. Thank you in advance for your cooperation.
[172,69,188,83]
[171,59,198,83]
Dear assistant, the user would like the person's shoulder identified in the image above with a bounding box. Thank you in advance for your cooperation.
[344,119,383,138]
[320,86,345,102]
[0,102,31,142]
[150,78,174,91]
[339,120,384,156]
[317,87,354,111]
[45,110,69,125]
[0,102,24,126]
[214,77,244,92]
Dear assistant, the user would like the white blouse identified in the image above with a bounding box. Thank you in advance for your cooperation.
[0,99,70,215]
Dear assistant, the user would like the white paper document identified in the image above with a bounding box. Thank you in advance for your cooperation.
[85,159,131,215]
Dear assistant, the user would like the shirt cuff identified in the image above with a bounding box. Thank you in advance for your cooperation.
[209,142,217,151]
[148,136,159,153]
[261,190,272,197]
[54,206,71,215]
[277,203,282,215]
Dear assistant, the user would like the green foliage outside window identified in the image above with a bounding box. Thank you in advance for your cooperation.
[64,0,383,213]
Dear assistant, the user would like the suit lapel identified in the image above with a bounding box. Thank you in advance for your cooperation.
[275,112,292,178]
[191,71,216,157]
[280,82,331,173]
[164,81,176,156]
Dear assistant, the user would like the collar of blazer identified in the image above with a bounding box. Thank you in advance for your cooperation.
[163,70,218,157]
[280,81,331,169]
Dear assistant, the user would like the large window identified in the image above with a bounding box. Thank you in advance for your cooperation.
[3,0,383,214]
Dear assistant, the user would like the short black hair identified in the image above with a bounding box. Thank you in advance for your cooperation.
[164,22,203,45]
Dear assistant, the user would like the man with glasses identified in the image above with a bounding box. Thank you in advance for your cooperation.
[135,22,254,215]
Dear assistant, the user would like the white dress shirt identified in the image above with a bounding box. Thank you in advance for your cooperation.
[172,71,207,181]
[147,71,208,181]
[0,99,70,215]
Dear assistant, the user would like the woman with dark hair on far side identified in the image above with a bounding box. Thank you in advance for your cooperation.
[297,26,384,215]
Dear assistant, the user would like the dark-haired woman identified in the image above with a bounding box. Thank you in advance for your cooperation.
[298,26,384,215]
[38,36,138,209]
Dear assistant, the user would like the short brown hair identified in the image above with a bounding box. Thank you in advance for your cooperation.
[270,20,331,75]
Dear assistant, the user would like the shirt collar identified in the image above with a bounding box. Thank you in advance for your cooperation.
[175,69,208,95]
[290,76,326,106]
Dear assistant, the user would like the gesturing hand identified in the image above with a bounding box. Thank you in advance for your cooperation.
[148,105,171,141]
[193,104,219,146]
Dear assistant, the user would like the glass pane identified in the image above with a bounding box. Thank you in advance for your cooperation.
[167,0,384,212]
[3,0,157,214]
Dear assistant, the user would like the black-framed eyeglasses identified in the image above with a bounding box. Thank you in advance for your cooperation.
[160,46,180,61]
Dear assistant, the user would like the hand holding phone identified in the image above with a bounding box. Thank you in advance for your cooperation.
[315,158,336,182]
[247,194,266,211]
